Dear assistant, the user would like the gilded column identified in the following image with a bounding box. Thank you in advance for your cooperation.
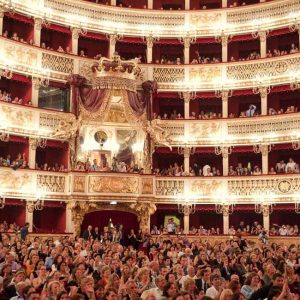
[221,90,229,118]
[109,34,118,58]
[259,86,269,115]
[33,18,42,46]
[0,8,4,35]
[182,35,192,64]
[147,0,153,9]
[220,33,229,62]
[222,0,227,7]
[183,212,190,234]
[31,77,40,106]
[146,35,154,63]
[111,0,116,5]
[71,28,80,55]
[222,207,230,234]
[258,31,268,58]
[182,92,190,119]
[184,0,190,10]
[66,202,75,233]
[25,201,34,232]
[183,147,191,174]
[134,203,156,233]
[221,147,230,176]
[262,205,270,231]
[28,138,37,169]
[260,144,269,174]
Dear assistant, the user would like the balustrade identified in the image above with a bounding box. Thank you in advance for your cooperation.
[0,167,299,204]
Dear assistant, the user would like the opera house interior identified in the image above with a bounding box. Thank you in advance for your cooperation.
[0,0,299,299]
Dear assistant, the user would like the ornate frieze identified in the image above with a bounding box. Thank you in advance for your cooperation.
[42,53,74,74]
[37,174,66,193]
[88,176,139,194]
[73,176,85,193]
[156,179,184,196]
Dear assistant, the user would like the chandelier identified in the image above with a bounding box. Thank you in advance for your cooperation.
[178,202,196,215]
[251,29,270,40]
[178,146,196,155]
[26,198,45,213]
[0,65,13,79]
[0,132,9,142]
[215,146,232,158]
[255,203,274,215]
[252,83,271,95]
[0,197,5,209]
[215,203,234,215]
[179,32,196,47]
[37,138,47,149]
[253,144,273,154]
[2,0,15,14]
[215,88,233,98]
[178,90,197,101]
[215,30,232,45]
[290,76,300,90]
[292,139,300,150]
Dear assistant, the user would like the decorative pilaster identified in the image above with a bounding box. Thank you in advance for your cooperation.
[258,30,268,58]
[179,34,195,64]
[66,202,75,233]
[222,147,229,176]
[182,92,190,119]
[147,0,153,9]
[133,202,156,233]
[260,144,269,174]
[25,201,34,232]
[109,34,119,58]
[261,205,271,231]
[259,86,269,115]
[183,147,191,174]
[28,138,37,169]
[111,0,116,5]
[184,0,190,9]
[71,28,81,55]
[31,77,40,106]
[33,18,42,46]
[183,213,190,234]
[221,90,229,118]
[222,0,227,7]
[146,35,155,63]
[216,32,230,62]
[0,8,4,35]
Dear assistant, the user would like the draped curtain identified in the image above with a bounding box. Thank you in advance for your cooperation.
[68,75,156,119]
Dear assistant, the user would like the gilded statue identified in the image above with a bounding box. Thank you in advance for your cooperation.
[51,116,82,140]
[143,120,172,150]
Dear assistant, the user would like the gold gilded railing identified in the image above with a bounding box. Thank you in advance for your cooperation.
[159,113,300,146]
[1,0,299,37]
[1,37,300,91]
[0,168,299,204]
[0,101,75,139]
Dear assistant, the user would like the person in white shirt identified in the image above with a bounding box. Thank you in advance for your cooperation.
[206,274,223,299]
[286,157,296,173]
[179,266,197,287]
[279,225,288,236]
[141,275,166,300]
[245,104,256,117]
[275,160,286,173]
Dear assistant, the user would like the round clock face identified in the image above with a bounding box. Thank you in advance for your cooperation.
[94,131,108,144]
[277,180,292,194]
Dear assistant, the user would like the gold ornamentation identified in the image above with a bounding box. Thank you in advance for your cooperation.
[1,105,33,127]
[141,178,153,194]
[153,67,184,84]
[42,53,74,74]
[130,202,156,233]
[189,122,220,139]
[51,115,81,140]
[156,180,184,196]
[277,180,292,194]
[190,66,221,83]
[37,174,65,193]
[191,13,221,27]
[88,176,139,194]
[73,176,85,193]
[0,170,32,190]
[191,180,222,195]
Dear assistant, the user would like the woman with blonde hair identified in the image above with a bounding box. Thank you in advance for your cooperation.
[135,267,154,294]
[106,274,120,290]
[219,289,233,300]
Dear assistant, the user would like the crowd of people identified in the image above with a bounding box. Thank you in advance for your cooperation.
[268,106,298,115]
[269,158,300,175]
[0,154,29,170]
[228,164,262,176]
[0,90,32,106]
[0,221,298,300]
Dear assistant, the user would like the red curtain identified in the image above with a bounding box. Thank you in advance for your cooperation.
[0,203,26,226]
[81,210,139,235]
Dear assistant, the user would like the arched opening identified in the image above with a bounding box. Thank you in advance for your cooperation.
[81,210,139,236]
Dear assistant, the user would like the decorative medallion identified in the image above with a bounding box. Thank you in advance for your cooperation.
[277,180,292,194]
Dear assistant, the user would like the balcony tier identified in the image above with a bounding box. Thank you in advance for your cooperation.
[1,37,300,91]
[1,0,300,37]
[1,167,299,203]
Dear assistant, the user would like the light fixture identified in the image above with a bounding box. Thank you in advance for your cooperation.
[215,88,233,98]
[253,144,273,154]
[178,202,196,215]
[215,146,232,158]
[26,198,45,212]
[0,66,13,79]
[292,139,300,150]
[177,146,195,155]
[106,31,123,42]
[255,203,274,215]
[215,203,234,215]
[251,29,270,40]
[295,202,300,214]
[215,30,232,45]
[290,76,300,90]
[0,132,9,142]
[3,0,15,15]
[36,138,47,149]
[179,32,196,47]
[0,197,5,209]
[252,83,271,95]
[110,201,117,205]
[178,91,197,101]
